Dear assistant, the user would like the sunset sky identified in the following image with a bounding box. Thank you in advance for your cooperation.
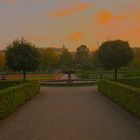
[0,0,140,51]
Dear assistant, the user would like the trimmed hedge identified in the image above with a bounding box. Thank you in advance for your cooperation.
[0,82,40,119]
[0,80,26,90]
[98,79,140,118]
[118,77,140,88]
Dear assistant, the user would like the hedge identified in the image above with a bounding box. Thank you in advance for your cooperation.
[98,79,140,118]
[118,77,140,88]
[0,80,26,90]
[0,82,40,119]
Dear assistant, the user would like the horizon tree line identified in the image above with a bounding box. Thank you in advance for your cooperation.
[0,38,136,80]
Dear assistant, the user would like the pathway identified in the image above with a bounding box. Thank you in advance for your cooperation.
[0,86,140,140]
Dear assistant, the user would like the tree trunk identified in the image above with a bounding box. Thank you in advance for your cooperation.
[68,73,71,81]
[23,70,26,81]
[99,73,103,79]
[114,65,118,81]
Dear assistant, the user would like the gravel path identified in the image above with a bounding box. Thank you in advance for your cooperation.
[0,86,140,140]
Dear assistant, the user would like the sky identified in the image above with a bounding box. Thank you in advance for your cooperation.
[0,0,140,51]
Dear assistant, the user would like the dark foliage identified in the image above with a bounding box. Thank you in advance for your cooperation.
[75,45,90,70]
[118,77,140,88]
[6,38,39,80]
[0,81,40,119]
[95,40,134,80]
[98,79,140,118]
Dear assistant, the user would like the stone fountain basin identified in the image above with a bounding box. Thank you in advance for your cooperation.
[39,79,99,86]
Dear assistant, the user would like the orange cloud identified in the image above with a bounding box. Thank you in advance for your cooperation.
[50,3,91,17]
[68,32,82,41]
[136,16,140,20]
[96,10,112,23]
[96,10,128,24]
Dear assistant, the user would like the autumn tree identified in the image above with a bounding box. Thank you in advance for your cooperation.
[0,51,6,72]
[40,48,58,73]
[6,38,39,80]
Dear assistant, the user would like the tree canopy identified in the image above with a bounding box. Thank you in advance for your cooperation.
[75,45,89,70]
[0,51,6,72]
[59,48,74,72]
[39,48,58,73]
[95,40,134,80]
[6,38,39,80]
[59,48,75,81]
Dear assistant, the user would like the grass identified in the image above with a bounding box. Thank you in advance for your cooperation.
[77,69,140,79]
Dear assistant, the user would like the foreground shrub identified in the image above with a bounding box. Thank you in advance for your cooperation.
[0,82,40,119]
[98,79,140,118]
[118,77,140,88]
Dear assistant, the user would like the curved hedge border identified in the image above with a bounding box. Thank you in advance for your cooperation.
[0,80,26,90]
[118,77,140,88]
[98,79,140,118]
[0,82,40,119]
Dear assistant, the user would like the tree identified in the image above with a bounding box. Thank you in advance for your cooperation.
[59,48,74,81]
[129,48,140,68]
[75,45,89,70]
[92,50,102,68]
[96,40,134,80]
[40,48,58,73]
[0,51,6,72]
[6,38,39,80]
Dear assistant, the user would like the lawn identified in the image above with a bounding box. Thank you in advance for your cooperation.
[77,69,140,79]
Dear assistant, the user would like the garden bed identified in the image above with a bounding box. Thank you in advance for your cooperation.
[3,73,62,81]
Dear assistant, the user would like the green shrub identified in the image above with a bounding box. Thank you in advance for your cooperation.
[0,82,40,119]
[0,80,26,90]
[98,79,140,118]
[118,77,140,88]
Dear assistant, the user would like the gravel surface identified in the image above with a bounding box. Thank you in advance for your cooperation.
[0,86,140,140]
